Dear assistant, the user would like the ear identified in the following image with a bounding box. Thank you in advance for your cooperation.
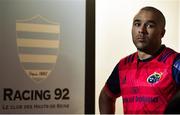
[161,29,166,38]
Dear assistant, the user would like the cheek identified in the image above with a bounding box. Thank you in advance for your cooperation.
[149,31,162,42]
[131,28,137,38]
[148,29,161,37]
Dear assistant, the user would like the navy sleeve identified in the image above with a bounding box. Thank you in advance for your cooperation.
[106,63,121,95]
[172,54,180,85]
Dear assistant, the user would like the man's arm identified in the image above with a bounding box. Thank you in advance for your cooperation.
[99,87,116,114]
[172,53,180,85]
[99,63,120,114]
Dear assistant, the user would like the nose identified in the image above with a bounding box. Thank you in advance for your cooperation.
[138,25,147,34]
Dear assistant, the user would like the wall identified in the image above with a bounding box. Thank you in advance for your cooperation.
[96,0,180,114]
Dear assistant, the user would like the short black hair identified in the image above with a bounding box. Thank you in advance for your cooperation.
[140,6,166,29]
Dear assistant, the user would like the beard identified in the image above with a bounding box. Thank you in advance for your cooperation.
[133,40,161,54]
[133,40,149,51]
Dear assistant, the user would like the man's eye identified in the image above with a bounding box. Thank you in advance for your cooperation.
[134,23,140,27]
[146,24,155,28]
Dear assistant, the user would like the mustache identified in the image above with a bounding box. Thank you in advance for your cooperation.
[136,34,148,39]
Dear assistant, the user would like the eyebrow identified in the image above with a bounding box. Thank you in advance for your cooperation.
[133,19,141,23]
[133,19,156,25]
[146,20,156,25]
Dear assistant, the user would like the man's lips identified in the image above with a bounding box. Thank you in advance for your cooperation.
[138,37,145,39]
[136,34,147,41]
[137,37,146,42]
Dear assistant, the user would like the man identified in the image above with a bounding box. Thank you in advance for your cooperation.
[99,6,180,114]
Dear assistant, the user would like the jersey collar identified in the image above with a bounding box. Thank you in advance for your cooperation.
[137,45,166,62]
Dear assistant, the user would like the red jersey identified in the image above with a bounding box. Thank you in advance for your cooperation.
[105,45,180,114]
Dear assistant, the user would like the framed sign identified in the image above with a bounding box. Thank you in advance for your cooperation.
[0,0,95,114]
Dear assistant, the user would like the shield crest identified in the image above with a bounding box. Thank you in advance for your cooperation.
[16,15,60,83]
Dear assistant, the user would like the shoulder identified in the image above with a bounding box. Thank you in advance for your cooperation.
[172,53,180,85]
[173,53,180,66]
[119,52,137,65]
[157,46,177,63]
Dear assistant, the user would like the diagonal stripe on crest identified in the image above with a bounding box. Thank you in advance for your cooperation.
[19,54,57,63]
[16,23,60,33]
[17,39,59,48]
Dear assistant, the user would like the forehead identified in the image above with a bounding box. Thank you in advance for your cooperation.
[133,10,159,22]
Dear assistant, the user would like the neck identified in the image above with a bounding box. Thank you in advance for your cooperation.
[137,45,162,60]
[138,51,152,60]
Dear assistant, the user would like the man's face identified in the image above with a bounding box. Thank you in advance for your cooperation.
[132,10,165,53]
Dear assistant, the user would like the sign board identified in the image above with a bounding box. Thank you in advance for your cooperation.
[0,0,87,113]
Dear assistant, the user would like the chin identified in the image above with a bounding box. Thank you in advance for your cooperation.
[137,48,145,52]
[135,44,146,51]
